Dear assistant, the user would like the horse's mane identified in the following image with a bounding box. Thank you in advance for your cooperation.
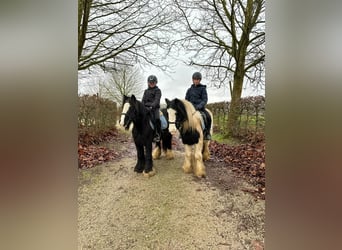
[129,95,149,119]
[179,99,199,131]
[135,99,147,116]
[165,97,203,145]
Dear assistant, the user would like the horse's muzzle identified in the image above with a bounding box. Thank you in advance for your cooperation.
[124,120,131,130]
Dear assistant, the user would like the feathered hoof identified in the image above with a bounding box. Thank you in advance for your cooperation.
[182,167,192,174]
[202,155,210,161]
[166,150,174,160]
[194,168,206,178]
[143,169,156,177]
[195,173,206,178]
[152,148,161,160]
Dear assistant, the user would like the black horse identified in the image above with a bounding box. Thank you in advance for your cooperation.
[120,95,173,177]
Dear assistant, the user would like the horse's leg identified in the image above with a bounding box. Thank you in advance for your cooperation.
[134,144,145,173]
[143,142,156,177]
[202,140,210,161]
[193,139,206,178]
[152,141,161,160]
[163,130,174,160]
[182,144,193,174]
[161,130,167,154]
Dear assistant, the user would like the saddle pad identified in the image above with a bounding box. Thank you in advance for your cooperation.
[198,111,206,130]
[160,115,168,130]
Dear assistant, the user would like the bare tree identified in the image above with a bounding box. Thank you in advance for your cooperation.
[174,0,265,136]
[99,67,144,107]
[78,0,178,71]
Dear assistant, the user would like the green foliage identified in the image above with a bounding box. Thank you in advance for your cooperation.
[212,133,241,146]
[208,95,265,142]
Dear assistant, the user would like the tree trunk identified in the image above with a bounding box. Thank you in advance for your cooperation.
[227,39,248,137]
[227,72,244,137]
[78,0,92,62]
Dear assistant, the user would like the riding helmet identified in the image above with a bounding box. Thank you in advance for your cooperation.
[147,75,158,83]
[192,72,202,80]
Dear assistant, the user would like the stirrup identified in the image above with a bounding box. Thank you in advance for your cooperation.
[204,132,211,140]
[153,134,160,142]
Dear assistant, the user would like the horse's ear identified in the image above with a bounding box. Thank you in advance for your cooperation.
[122,95,129,108]
[165,98,170,108]
[130,94,136,105]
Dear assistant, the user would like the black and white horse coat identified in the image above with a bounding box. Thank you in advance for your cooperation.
[166,98,213,178]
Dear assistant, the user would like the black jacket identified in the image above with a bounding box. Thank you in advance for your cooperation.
[142,86,161,109]
[185,83,208,110]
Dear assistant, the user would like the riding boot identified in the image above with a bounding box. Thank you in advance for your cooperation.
[204,114,212,140]
[153,119,161,142]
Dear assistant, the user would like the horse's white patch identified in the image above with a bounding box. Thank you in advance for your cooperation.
[119,102,130,126]
[167,108,177,132]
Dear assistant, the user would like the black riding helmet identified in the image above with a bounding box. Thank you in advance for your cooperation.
[192,72,202,80]
[147,75,158,83]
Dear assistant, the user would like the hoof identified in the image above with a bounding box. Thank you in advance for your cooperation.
[194,169,206,178]
[134,168,144,173]
[143,169,156,177]
[166,150,174,160]
[183,167,192,174]
[152,148,161,160]
[195,173,206,178]
[202,155,210,161]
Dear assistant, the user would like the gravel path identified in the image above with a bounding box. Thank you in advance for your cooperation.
[78,139,265,249]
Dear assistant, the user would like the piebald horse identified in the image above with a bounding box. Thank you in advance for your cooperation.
[166,98,213,178]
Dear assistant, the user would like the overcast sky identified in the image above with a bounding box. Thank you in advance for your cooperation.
[78,61,265,104]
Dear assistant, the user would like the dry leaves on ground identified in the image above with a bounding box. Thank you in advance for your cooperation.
[209,140,265,199]
[78,128,124,169]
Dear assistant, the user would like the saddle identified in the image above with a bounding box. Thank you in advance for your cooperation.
[148,112,168,130]
[198,110,209,131]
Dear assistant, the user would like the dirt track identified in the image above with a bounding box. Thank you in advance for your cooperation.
[78,136,265,249]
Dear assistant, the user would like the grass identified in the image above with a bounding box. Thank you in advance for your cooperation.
[212,132,241,146]
[212,113,265,145]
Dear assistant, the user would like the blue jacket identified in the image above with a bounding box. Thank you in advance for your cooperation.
[185,83,208,110]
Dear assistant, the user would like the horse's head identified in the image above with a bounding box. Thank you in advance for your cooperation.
[120,95,138,130]
[123,104,135,130]
[165,98,187,130]
[120,95,130,127]
[123,95,140,130]
[166,98,200,145]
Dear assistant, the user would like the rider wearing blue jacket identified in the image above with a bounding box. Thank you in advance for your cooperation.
[185,72,212,140]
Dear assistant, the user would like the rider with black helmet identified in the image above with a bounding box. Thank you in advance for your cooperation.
[185,72,212,140]
[142,75,162,142]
